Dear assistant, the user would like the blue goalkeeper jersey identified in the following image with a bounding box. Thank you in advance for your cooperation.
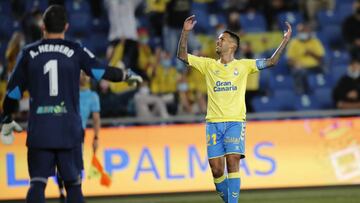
[6,38,107,148]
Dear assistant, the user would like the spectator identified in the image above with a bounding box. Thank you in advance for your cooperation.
[134,80,170,119]
[333,58,360,109]
[163,0,200,56]
[342,0,360,59]
[105,0,144,77]
[263,0,295,30]
[227,10,243,34]
[299,0,335,26]
[148,48,179,114]
[145,0,168,47]
[286,23,325,94]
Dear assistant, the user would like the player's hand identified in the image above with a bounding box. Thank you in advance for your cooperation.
[283,21,292,41]
[125,69,143,86]
[183,15,197,31]
[92,136,99,153]
[1,121,23,145]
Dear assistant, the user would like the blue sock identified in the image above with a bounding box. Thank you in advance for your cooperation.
[214,174,228,203]
[228,172,241,203]
[26,181,46,203]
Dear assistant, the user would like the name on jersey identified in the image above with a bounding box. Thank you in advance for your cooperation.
[30,44,74,58]
[36,101,67,115]
[213,81,237,92]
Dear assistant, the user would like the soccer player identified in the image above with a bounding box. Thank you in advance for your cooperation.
[0,5,141,203]
[177,15,292,203]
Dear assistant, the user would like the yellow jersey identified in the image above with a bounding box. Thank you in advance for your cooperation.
[188,54,259,122]
[286,38,325,68]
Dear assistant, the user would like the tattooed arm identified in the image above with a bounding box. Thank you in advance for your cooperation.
[177,15,197,65]
[256,22,292,70]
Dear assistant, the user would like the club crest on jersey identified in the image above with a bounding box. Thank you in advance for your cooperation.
[234,68,239,76]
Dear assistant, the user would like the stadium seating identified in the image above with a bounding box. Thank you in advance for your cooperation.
[316,10,343,28]
[331,65,348,84]
[0,15,18,40]
[0,1,12,15]
[312,88,334,109]
[272,90,296,111]
[25,0,48,12]
[66,0,92,37]
[307,73,334,90]
[277,11,303,34]
[252,95,280,112]
[240,12,267,33]
[337,2,354,20]
[192,2,212,34]
[294,94,320,111]
[268,74,295,91]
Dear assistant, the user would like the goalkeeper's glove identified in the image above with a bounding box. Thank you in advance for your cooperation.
[1,121,23,145]
[125,69,143,85]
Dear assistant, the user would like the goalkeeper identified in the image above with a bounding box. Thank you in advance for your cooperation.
[1,5,142,203]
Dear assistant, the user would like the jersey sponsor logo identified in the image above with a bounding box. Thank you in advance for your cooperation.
[30,44,74,58]
[213,81,238,92]
[36,101,67,115]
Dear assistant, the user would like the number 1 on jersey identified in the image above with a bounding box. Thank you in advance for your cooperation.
[44,60,58,96]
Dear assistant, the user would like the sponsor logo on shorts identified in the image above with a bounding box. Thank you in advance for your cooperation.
[224,137,240,144]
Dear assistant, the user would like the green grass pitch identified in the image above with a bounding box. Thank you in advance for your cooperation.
[5,185,356,203]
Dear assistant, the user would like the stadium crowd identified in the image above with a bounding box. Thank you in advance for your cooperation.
[0,0,359,121]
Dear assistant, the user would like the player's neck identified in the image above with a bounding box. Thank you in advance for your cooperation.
[43,32,65,40]
[219,54,234,64]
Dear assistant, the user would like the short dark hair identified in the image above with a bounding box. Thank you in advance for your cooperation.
[43,5,67,33]
[223,30,240,51]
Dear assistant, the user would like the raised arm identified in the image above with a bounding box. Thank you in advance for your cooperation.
[177,15,197,65]
[261,22,292,68]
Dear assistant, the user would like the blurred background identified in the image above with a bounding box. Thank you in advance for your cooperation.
[1,0,360,202]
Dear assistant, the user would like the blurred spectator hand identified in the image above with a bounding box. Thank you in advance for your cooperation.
[125,70,143,86]
[347,90,358,100]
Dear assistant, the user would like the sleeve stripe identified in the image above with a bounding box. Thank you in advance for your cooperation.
[91,68,105,81]
[7,86,22,100]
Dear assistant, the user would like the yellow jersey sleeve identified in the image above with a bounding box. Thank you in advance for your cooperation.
[187,54,210,75]
[241,59,259,74]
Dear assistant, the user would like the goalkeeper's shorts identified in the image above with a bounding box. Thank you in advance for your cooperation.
[28,145,83,182]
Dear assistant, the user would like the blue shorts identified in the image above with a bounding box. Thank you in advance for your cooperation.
[27,146,83,182]
[206,122,246,159]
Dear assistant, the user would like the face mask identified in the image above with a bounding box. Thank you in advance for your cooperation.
[298,32,310,41]
[139,36,149,44]
[178,82,188,92]
[161,59,172,68]
[348,69,360,79]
